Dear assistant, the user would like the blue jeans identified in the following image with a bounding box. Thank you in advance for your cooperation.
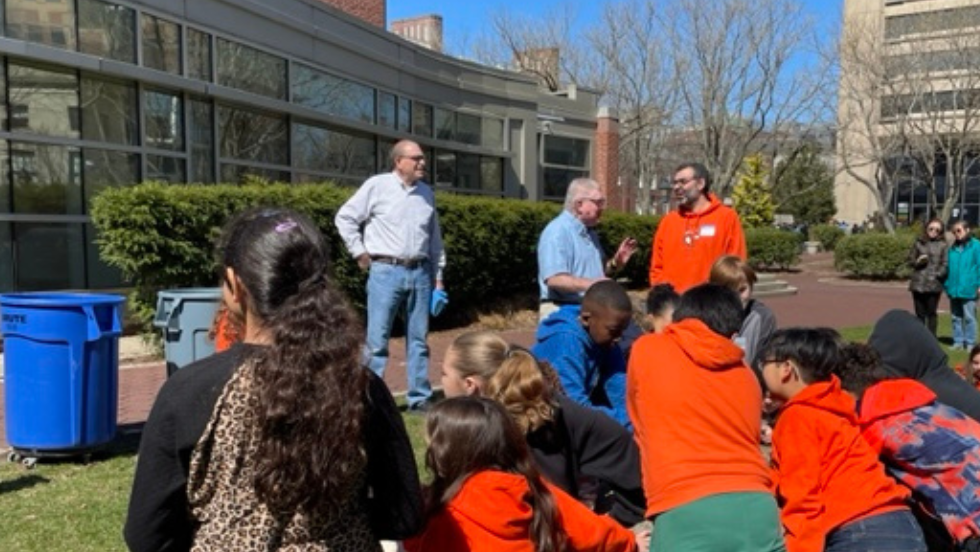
[365,261,433,407]
[950,297,977,348]
[825,510,926,552]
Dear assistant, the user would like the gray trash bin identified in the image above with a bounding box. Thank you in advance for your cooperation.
[153,288,222,376]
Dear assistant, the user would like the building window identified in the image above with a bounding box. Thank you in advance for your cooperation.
[146,155,185,183]
[216,38,286,101]
[456,113,481,146]
[397,97,411,133]
[188,97,213,183]
[80,75,138,145]
[187,28,212,82]
[434,107,455,141]
[8,61,80,139]
[434,150,455,188]
[10,142,82,214]
[218,104,288,166]
[377,91,396,128]
[292,121,376,179]
[6,0,76,51]
[144,89,184,151]
[291,63,375,124]
[14,222,85,290]
[481,156,504,193]
[413,101,433,137]
[142,13,181,75]
[482,118,505,150]
[542,135,591,198]
[82,148,139,209]
[219,164,289,184]
[78,0,135,63]
[10,104,29,129]
[457,152,480,189]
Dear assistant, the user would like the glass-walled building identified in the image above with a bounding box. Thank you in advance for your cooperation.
[0,0,602,291]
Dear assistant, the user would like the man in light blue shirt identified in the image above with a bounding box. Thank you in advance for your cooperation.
[335,140,446,411]
[538,178,637,318]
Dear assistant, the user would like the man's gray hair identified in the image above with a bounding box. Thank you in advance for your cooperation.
[563,178,600,211]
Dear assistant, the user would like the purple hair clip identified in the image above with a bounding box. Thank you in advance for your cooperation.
[274,219,298,233]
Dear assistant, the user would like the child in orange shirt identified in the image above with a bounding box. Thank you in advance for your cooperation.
[760,328,925,552]
[405,396,644,552]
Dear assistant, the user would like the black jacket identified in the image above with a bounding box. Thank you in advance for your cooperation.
[123,343,423,552]
[868,309,980,423]
[908,237,948,294]
[526,394,646,526]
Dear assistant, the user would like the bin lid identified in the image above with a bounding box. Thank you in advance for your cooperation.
[0,292,125,307]
[157,288,223,300]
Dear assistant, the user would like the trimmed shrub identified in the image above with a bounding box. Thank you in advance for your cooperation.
[809,224,846,251]
[91,182,658,331]
[745,227,802,270]
[834,233,915,279]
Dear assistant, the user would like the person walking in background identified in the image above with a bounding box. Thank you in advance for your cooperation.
[125,208,422,551]
[945,220,980,350]
[908,218,948,337]
[649,162,746,292]
[335,139,446,412]
[405,397,645,552]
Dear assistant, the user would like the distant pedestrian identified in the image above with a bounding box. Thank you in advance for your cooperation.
[944,220,980,350]
[907,218,948,336]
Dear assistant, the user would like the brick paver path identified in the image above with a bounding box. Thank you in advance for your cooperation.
[0,252,924,449]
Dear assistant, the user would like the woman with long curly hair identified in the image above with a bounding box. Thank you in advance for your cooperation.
[440,330,647,527]
[124,207,422,551]
[405,396,641,552]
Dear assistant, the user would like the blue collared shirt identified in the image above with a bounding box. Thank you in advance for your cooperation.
[335,171,446,280]
[537,210,605,302]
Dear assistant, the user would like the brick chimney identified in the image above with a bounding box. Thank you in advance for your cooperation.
[390,14,444,52]
[594,107,625,211]
[315,0,386,28]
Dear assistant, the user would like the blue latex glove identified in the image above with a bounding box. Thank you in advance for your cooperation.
[430,289,449,317]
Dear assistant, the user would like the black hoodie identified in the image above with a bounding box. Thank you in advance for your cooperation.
[868,309,980,423]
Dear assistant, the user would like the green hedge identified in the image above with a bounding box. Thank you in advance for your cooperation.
[809,224,845,251]
[834,233,915,279]
[745,227,802,270]
[91,182,658,331]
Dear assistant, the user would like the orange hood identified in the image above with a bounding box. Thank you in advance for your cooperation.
[782,376,856,419]
[664,318,746,370]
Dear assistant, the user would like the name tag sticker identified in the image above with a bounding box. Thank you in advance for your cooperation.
[700,224,716,237]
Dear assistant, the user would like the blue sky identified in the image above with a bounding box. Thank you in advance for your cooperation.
[388,0,842,55]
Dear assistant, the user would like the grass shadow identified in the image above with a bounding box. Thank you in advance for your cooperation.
[0,473,50,495]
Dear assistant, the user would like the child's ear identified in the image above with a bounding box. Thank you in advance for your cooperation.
[579,310,592,328]
[781,361,798,383]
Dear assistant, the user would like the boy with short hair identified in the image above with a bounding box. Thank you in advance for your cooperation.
[533,280,633,428]
[837,342,980,551]
[628,283,785,552]
[760,328,925,552]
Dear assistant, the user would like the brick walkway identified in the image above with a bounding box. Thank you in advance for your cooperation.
[0,252,919,449]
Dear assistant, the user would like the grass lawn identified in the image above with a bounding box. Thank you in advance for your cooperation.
[0,315,970,551]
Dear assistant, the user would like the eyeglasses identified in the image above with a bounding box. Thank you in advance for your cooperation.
[927,227,942,233]
[580,197,607,208]
[672,177,699,186]
[402,155,425,162]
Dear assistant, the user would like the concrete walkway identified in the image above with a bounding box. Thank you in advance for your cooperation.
[0,252,919,449]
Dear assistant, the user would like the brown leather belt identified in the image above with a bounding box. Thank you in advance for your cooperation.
[371,255,427,269]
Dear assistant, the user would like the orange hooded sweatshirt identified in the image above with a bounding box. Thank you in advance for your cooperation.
[649,194,747,291]
[627,318,770,518]
[404,470,637,552]
[770,376,910,552]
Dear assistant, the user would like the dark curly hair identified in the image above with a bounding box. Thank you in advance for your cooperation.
[217,207,368,519]
[836,342,886,398]
[424,397,566,552]
[759,327,843,384]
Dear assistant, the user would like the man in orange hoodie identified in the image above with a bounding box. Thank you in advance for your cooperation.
[649,162,746,292]
[760,328,925,552]
[627,283,784,552]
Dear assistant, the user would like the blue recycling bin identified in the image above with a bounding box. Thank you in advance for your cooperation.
[153,288,222,376]
[0,292,124,457]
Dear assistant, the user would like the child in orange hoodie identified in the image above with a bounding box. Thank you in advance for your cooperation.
[405,396,644,552]
[760,328,925,552]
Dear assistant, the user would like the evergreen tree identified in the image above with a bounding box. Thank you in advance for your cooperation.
[772,147,836,226]
[732,154,775,228]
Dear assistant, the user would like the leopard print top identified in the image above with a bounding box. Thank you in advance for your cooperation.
[187,361,381,552]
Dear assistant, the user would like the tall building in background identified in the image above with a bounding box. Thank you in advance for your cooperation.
[836,0,980,225]
[0,0,614,291]
[390,14,443,52]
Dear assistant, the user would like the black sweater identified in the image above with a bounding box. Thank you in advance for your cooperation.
[527,394,646,526]
[123,343,423,552]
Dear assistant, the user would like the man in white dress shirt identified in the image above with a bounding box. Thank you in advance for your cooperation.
[335,140,446,411]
